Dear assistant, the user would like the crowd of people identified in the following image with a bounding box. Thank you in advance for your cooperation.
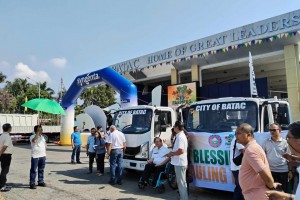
[231,122,300,200]
[3,118,300,200]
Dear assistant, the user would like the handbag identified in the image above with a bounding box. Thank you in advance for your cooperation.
[232,140,243,166]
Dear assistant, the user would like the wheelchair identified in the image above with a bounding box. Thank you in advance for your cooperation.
[138,162,178,194]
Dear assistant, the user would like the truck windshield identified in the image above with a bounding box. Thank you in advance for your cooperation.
[186,101,258,133]
[113,109,153,134]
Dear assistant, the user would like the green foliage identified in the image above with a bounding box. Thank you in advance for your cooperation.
[0,90,17,113]
[3,77,57,114]
[0,73,116,118]
[79,84,116,109]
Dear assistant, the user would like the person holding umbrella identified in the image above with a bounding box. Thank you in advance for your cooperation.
[29,125,47,189]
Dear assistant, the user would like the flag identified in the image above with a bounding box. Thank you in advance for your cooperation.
[249,52,258,96]
[24,96,28,112]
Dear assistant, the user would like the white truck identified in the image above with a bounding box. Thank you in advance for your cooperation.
[0,113,61,142]
[113,97,292,192]
[185,97,291,191]
[113,105,176,171]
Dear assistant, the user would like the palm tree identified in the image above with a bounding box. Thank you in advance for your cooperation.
[40,81,55,98]
[5,78,31,97]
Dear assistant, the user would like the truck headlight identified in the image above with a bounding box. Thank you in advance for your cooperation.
[135,142,149,159]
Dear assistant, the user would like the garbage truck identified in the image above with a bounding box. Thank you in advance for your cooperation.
[113,105,176,171]
[186,97,291,191]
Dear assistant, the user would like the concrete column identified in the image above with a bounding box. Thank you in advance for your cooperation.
[171,68,178,85]
[284,44,300,121]
[191,64,199,82]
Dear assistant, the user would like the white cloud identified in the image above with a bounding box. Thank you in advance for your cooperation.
[14,62,50,82]
[50,57,67,68]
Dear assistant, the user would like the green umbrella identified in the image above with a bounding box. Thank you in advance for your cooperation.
[21,98,66,115]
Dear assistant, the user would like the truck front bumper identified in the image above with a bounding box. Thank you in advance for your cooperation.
[123,159,147,171]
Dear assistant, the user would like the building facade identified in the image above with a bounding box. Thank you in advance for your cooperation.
[111,9,300,121]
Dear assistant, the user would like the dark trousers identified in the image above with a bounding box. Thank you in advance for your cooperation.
[141,163,166,186]
[96,153,105,173]
[0,154,12,188]
[271,171,288,193]
[88,152,96,172]
[109,149,123,182]
[71,145,81,162]
[232,170,244,200]
[30,156,46,185]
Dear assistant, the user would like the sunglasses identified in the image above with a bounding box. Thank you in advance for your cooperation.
[269,129,278,132]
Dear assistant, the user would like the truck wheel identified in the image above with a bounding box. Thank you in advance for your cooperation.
[138,182,146,190]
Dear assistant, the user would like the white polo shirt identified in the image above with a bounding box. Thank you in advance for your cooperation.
[30,134,46,158]
[151,146,170,165]
[0,132,13,154]
[107,130,126,149]
[171,131,188,167]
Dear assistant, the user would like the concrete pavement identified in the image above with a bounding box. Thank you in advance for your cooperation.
[2,144,232,200]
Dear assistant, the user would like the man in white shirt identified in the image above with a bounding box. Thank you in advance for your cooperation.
[140,137,170,187]
[167,121,188,200]
[230,136,245,200]
[106,125,126,185]
[0,123,14,192]
[29,125,47,189]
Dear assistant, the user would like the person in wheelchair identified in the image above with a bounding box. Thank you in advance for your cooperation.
[139,137,170,187]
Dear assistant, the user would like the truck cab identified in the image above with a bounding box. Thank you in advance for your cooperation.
[113,105,176,171]
[186,97,291,134]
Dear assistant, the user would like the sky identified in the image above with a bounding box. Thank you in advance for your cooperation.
[0,0,300,95]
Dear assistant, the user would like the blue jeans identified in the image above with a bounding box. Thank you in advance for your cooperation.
[30,157,46,185]
[232,170,244,200]
[71,145,81,162]
[109,149,123,182]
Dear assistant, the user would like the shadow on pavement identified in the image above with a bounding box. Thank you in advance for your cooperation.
[9,182,30,189]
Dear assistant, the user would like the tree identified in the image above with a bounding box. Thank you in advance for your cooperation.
[79,85,116,108]
[5,78,30,97]
[3,78,56,113]
[40,81,55,98]
[0,72,6,83]
[0,90,17,113]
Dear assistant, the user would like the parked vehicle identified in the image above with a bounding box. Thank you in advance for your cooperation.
[186,97,291,191]
[0,113,60,142]
[113,105,176,171]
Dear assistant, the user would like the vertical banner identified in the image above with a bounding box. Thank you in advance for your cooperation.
[249,51,258,96]
[168,82,197,110]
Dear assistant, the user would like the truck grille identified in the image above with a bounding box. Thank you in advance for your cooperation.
[124,146,140,156]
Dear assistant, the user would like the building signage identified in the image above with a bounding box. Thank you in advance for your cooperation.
[112,10,300,73]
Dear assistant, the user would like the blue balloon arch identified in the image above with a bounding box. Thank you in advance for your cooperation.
[60,67,137,145]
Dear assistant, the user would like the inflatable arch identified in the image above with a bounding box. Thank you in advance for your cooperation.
[60,67,137,145]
